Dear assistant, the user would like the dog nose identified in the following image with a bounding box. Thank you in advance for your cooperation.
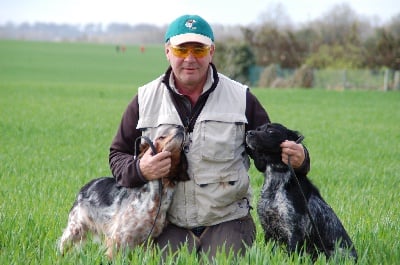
[246,131,255,136]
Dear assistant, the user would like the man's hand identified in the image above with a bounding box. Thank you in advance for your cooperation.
[138,147,171,181]
[280,140,305,169]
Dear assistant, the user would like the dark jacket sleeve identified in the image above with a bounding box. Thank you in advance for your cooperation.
[245,90,311,175]
[109,95,148,187]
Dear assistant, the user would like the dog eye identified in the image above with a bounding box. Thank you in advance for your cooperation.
[157,136,166,140]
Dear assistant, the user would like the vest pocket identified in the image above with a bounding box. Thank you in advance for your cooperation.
[169,172,250,226]
[200,120,242,162]
[193,171,250,214]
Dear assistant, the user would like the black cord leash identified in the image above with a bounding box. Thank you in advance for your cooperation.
[134,136,163,243]
[134,135,157,159]
[287,135,329,256]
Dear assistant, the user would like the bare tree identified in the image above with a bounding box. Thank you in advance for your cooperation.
[256,2,293,29]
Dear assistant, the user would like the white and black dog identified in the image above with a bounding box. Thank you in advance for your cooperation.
[58,126,189,259]
[246,123,357,261]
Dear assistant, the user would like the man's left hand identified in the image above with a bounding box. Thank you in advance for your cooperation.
[280,140,305,168]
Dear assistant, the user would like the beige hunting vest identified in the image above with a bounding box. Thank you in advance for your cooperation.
[137,71,251,228]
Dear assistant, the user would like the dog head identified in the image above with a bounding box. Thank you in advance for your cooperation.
[246,123,302,172]
[139,126,189,183]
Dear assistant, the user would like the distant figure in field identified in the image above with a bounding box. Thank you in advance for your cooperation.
[115,45,126,53]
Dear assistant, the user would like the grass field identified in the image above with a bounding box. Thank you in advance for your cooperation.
[0,40,399,264]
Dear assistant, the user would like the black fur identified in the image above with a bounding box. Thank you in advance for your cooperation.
[246,123,357,261]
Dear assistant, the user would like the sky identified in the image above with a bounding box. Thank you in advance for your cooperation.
[0,0,398,26]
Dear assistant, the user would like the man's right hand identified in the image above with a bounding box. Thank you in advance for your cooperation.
[138,147,172,181]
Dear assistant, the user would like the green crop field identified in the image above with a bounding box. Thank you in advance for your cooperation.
[0,40,399,264]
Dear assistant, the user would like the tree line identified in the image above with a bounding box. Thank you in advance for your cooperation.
[1,4,398,75]
[213,4,399,86]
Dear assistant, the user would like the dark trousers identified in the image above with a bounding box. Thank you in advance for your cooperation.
[154,214,256,261]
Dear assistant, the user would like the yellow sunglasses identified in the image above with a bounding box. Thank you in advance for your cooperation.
[169,45,211,58]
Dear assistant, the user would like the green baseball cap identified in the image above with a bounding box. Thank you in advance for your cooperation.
[165,14,214,46]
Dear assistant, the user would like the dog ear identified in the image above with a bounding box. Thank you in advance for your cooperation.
[253,152,268,172]
[287,129,303,142]
[169,151,189,182]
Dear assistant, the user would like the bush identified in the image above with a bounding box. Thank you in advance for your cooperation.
[213,41,255,84]
[258,64,278,88]
[290,65,314,88]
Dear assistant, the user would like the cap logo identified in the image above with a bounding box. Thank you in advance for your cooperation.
[185,19,197,30]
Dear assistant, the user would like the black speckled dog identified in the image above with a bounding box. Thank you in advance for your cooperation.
[246,123,357,261]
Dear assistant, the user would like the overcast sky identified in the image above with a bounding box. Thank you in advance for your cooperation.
[1,0,398,26]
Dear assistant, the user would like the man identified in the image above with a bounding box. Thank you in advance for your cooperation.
[109,14,310,259]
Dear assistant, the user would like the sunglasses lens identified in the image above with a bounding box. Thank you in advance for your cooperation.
[171,46,210,58]
[171,46,188,57]
[192,47,209,57]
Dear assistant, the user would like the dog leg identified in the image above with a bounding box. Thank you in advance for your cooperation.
[103,183,159,258]
[308,196,358,261]
[58,206,90,254]
[105,237,119,259]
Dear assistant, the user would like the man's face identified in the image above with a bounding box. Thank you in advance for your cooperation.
[165,42,215,88]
